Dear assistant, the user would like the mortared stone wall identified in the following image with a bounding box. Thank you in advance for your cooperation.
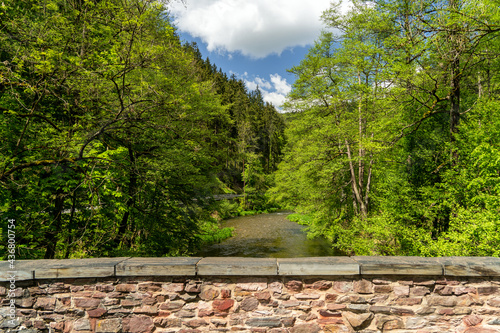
[1,256,500,332]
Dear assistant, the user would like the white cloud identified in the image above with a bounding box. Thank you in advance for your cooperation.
[255,77,272,90]
[244,79,258,91]
[263,91,288,109]
[270,74,292,95]
[168,0,335,58]
[243,73,292,109]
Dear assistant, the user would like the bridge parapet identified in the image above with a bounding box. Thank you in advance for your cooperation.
[1,257,500,332]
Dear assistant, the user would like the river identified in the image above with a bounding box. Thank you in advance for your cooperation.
[196,211,340,257]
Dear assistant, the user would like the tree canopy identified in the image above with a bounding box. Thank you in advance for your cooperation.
[273,0,500,256]
[0,0,284,259]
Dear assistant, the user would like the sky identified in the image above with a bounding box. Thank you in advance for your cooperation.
[167,0,339,110]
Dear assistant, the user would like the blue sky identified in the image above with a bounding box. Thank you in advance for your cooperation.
[176,33,310,108]
[167,0,344,109]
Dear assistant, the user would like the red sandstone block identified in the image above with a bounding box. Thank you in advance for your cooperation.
[28,286,47,295]
[200,285,220,300]
[394,297,422,306]
[50,321,64,331]
[390,307,415,316]
[427,296,458,307]
[157,310,171,317]
[163,283,185,292]
[92,291,107,299]
[96,284,114,292]
[312,280,333,290]
[154,317,182,328]
[318,309,342,318]
[255,291,272,303]
[327,304,346,311]
[455,286,477,295]
[213,299,235,312]
[477,285,499,295]
[138,282,162,292]
[454,307,472,315]
[88,308,107,318]
[107,308,132,314]
[393,285,410,297]
[411,286,431,296]
[285,280,303,292]
[397,280,414,286]
[123,316,154,333]
[57,296,71,308]
[96,318,123,333]
[103,299,119,306]
[70,285,84,292]
[436,279,460,285]
[160,300,185,311]
[34,297,56,311]
[435,285,454,295]
[72,291,93,297]
[437,308,454,315]
[373,279,391,285]
[106,292,124,298]
[312,300,325,307]
[369,294,389,304]
[115,284,137,292]
[300,312,318,321]
[290,323,321,333]
[185,283,202,293]
[281,317,295,327]
[374,285,393,293]
[185,319,208,328]
[198,309,215,317]
[74,297,101,309]
[141,297,156,306]
[353,279,373,294]
[377,316,404,330]
[457,294,484,306]
[221,288,232,298]
[295,293,321,300]
[121,299,141,307]
[47,285,70,294]
[463,328,497,333]
[463,315,483,327]
[34,320,46,329]
[16,297,35,308]
[175,309,197,318]
[414,280,435,286]
[133,305,158,315]
[18,309,37,317]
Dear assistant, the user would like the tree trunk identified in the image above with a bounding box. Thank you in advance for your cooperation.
[346,140,367,218]
[358,71,364,192]
[450,57,460,135]
[44,191,65,259]
[118,147,137,245]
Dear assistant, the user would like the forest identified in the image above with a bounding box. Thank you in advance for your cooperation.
[274,0,500,256]
[1,0,500,259]
[0,0,285,259]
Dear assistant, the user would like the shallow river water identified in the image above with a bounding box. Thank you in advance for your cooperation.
[196,211,340,257]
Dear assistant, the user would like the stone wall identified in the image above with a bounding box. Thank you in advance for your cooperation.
[1,257,500,333]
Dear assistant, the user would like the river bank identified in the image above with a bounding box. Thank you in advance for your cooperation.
[196,211,341,257]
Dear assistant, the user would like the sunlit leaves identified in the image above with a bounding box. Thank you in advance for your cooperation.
[274,0,500,256]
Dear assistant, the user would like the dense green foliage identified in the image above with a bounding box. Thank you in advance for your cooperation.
[0,0,284,259]
[274,0,500,256]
